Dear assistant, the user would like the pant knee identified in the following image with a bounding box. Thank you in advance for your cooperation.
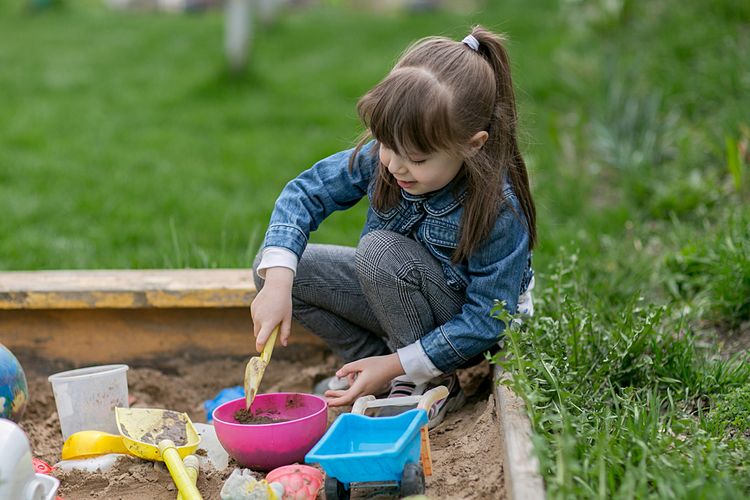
[355,230,420,286]
[356,230,390,261]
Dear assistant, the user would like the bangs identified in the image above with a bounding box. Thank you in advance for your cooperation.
[358,67,457,156]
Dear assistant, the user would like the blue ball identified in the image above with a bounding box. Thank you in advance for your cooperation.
[0,344,28,423]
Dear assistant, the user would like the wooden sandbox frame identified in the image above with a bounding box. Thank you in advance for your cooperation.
[0,269,544,499]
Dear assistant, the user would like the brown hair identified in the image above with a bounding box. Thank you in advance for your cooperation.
[349,26,537,262]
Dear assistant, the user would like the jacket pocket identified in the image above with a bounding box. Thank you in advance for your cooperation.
[365,200,403,232]
[423,223,467,290]
[371,203,400,221]
[423,221,459,258]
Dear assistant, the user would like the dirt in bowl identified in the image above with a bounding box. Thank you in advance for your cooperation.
[234,408,292,425]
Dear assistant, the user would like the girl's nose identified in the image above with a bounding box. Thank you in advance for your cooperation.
[387,155,407,175]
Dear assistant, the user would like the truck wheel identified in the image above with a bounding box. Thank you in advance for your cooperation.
[400,461,425,497]
[324,475,350,500]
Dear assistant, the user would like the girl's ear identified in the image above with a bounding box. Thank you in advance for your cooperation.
[467,131,489,156]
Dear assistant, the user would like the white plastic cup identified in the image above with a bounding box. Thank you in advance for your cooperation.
[48,364,129,441]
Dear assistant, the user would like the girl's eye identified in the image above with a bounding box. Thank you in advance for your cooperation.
[409,158,427,165]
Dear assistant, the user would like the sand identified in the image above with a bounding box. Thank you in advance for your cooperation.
[21,349,504,499]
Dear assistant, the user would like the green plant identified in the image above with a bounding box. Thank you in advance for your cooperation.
[725,124,749,193]
[493,252,750,498]
[726,135,745,192]
[665,210,750,328]
[705,384,750,437]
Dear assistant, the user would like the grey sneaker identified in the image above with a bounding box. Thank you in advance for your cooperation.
[375,376,427,417]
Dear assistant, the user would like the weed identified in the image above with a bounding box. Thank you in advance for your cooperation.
[705,384,750,436]
[665,210,750,328]
[493,253,750,498]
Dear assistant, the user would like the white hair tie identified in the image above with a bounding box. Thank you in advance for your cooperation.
[462,34,479,51]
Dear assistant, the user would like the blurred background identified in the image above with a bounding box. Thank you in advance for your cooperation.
[0,0,746,274]
[1,0,749,496]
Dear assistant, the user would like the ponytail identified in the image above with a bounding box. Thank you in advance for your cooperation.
[469,26,537,250]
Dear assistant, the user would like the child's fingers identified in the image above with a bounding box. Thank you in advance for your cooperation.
[250,308,261,338]
[251,318,262,349]
[323,389,345,406]
[280,316,292,347]
[324,389,356,407]
[335,360,362,378]
[255,324,275,352]
[324,389,345,399]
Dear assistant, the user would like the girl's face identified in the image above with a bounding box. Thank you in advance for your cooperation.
[379,144,464,195]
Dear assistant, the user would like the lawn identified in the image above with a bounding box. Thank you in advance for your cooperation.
[2,0,749,497]
[0,0,564,269]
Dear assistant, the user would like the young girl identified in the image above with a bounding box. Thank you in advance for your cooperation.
[251,26,536,428]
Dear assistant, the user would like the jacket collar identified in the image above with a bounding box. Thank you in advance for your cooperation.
[400,175,468,216]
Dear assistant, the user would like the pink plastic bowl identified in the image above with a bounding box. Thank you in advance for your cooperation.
[213,393,328,471]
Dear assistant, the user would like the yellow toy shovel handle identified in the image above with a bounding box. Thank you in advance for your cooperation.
[245,326,280,409]
[159,440,203,500]
[261,326,279,363]
[176,455,200,500]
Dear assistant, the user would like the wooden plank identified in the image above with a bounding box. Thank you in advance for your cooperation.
[493,364,546,500]
[0,269,326,373]
[0,307,323,372]
[0,269,255,309]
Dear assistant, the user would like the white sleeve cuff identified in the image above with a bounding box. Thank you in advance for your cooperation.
[397,342,443,385]
[517,276,535,317]
[256,247,298,279]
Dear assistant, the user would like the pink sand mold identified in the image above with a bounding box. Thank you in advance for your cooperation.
[266,464,323,500]
[212,393,327,471]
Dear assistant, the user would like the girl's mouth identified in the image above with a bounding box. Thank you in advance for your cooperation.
[396,179,416,189]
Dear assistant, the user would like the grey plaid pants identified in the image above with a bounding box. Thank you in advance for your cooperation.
[253,230,466,364]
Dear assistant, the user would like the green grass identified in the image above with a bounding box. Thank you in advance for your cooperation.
[665,210,750,328]
[706,384,750,436]
[0,0,568,269]
[495,253,750,498]
[2,0,750,497]
[489,0,750,497]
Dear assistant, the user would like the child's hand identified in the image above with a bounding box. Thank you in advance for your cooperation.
[325,353,405,407]
[251,267,294,352]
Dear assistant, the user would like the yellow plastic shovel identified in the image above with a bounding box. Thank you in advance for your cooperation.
[61,430,133,460]
[115,407,202,500]
[244,326,279,409]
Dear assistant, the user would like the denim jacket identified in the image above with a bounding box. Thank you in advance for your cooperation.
[262,141,533,376]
